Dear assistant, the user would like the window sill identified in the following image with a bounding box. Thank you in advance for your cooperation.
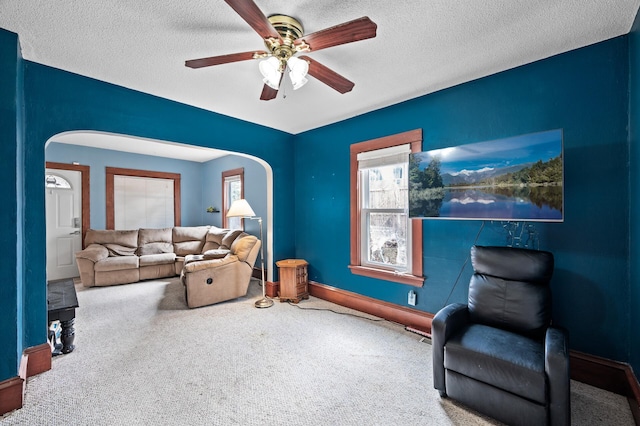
[348,265,424,287]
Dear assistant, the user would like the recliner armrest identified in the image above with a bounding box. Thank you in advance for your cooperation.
[432,303,469,394]
[182,255,238,273]
[545,326,570,426]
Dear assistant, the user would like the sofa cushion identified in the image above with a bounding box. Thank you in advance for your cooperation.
[104,244,136,257]
[94,256,139,272]
[85,229,138,248]
[172,226,209,256]
[444,323,546,404]
[137,228,173,256]
[201,227,229,252]
[221,230,245,249]
[139,253,176,267]
[230,235,258,263]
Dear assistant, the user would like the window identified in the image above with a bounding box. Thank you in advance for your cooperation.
[349,129,424,286]
[222,168,244,229]
[113,175,174,229]
[106,167,181,229]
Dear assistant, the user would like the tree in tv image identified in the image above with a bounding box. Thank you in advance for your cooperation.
[409,129,564,221]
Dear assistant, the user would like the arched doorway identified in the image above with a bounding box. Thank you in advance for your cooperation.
[44,130,275,281]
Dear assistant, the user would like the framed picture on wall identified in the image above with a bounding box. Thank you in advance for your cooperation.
[409,129,563,222]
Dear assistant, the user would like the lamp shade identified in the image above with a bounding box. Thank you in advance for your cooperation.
[259,57,282,90]
[226,199,256,218]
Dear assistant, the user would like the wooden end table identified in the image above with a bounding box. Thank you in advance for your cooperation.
[47,279,79,355]
[276,259,309,303]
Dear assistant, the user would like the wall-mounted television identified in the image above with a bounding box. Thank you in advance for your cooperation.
[409,129,563,221]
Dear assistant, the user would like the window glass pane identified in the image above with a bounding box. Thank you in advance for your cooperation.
[365,164,407,209]
[367,212,407,267]
[45,174,71,189]
[224,176,243,229]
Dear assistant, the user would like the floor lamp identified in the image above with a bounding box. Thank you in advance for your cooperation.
[226,199,273,309]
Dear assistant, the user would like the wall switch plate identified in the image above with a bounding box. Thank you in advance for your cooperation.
[408,290,417,306]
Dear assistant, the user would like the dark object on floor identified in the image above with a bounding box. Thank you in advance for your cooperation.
[47,279,79,355]
[432,245,570,426]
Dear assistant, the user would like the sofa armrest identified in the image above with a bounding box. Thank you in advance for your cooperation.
[545,326,570,426]
[74,244,109,287]
[75,244,109,262]
[431,303,469,395]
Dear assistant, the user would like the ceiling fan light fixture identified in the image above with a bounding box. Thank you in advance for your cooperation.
[259,56,281,89]
[287,56,309,90]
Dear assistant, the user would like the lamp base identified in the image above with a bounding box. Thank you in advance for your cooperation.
[254,297,274,309]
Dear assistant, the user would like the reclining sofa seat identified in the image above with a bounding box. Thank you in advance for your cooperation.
[432,245,570,426]
[76,226,256,286]
[181,233,260,308]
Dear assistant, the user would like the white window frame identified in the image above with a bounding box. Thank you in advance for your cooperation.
[349,129,424,287]
[358,144,412,273]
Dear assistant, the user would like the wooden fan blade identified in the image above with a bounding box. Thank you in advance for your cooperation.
[185,51,267,68]
[260,73,283,101]
[224,0,282,41]
[299,56,354,94]
[294,17,377,52]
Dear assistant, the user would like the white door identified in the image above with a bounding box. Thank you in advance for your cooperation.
[46,168,82,281]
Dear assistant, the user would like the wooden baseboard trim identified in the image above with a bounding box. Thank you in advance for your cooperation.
[0,343,52,416]
[570,350,640,425]
[308,281,433,335]
[0,377,24,416]
[23,343,52,378]
[266,281,279,299]
[308,280,639,424]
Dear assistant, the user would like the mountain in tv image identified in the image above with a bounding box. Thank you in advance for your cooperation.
[441,163,534,186]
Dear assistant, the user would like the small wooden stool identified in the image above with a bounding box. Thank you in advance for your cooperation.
[276,259,309,303]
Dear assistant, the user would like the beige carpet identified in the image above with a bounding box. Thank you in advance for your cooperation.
[1,278,635,425]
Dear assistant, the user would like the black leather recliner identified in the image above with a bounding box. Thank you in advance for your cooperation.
[432,245,570,426]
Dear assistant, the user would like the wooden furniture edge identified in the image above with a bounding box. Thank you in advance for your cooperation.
[0,343,51,416]
[309,280,640,423]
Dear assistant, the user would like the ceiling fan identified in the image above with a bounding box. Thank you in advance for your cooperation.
[185,0,377,100]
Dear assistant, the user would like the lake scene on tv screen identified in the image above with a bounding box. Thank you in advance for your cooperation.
[409,129,563,221]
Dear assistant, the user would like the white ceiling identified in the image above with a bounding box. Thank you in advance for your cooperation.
[49,131,230,163]
[2,0,640,136]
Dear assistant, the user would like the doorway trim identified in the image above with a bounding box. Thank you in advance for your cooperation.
[46,162,90,248]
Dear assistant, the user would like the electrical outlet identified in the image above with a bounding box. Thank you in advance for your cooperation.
[408,290,417,306]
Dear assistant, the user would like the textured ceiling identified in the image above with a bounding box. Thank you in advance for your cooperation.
[2,0,640,135]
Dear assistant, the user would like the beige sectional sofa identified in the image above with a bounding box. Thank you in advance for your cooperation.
[75,226,261,307]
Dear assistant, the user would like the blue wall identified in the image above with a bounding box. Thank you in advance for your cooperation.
[46,142,207,228]
[0,28,23,383]
[629,10,640,377]
[295,37,631,363]
[202,155,268,245]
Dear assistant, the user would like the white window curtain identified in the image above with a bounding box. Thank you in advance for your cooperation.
[114,175,174,229]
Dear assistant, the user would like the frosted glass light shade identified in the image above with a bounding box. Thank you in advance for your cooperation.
[287,56,309,90]
[226,199,256,218]
[259,57,281,89]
